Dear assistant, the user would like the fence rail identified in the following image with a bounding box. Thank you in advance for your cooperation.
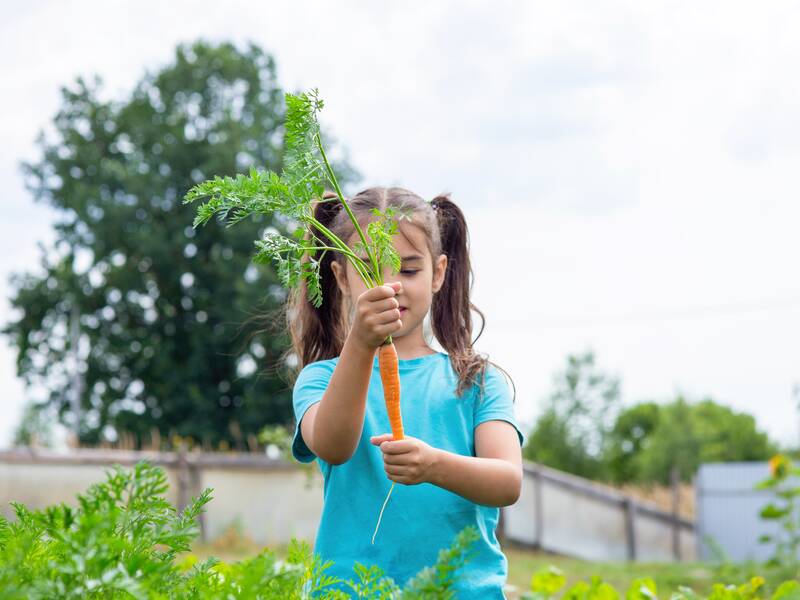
[0,448,695,560]
[500,462,696,561]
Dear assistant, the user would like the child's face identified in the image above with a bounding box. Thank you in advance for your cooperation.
[331,222,447,342]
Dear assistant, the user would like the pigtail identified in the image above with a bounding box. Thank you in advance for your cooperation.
[286,191,347,370]
[430,193,491,398]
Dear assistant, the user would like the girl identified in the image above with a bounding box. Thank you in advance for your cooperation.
[287,186,524,598]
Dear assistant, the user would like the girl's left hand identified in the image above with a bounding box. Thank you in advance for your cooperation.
[370,434,439,485]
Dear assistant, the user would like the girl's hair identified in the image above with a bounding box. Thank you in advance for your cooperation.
[279,186,515,401]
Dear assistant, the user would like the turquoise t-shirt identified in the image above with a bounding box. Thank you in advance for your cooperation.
[291,350,524,598]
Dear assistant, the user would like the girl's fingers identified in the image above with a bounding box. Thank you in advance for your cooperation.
[375,320,403,336]
[382,453,408,466]
[380,439,415,454]
[373,308,401,325]
[372,297,400,312]
[384,464,409,477]
[365,283,401,302]
[370,434,394,446]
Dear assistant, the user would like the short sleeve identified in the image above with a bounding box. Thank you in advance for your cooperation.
[291,359,336,463]
[473,365,526,447]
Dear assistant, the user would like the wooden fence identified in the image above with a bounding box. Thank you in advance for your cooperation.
[0,448,695,560]
[500,462,696,561]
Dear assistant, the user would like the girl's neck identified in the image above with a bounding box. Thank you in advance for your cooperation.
[390,318,432,359]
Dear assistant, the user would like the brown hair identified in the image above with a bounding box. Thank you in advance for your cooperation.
[277,186,515,401]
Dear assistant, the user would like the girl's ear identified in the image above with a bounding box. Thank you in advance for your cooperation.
[432,253,447,294]
[330,260,348,296]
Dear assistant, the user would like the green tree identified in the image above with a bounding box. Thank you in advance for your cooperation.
[605,396,777,484]
[603,401,660,484]
[523,351,621,479]
[2,40,359,447]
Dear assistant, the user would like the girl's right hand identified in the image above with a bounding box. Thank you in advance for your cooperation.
[351,282,404,349]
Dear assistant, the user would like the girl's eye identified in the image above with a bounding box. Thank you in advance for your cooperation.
[401,270,419,275]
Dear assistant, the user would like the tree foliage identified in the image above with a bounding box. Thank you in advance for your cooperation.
[2,40,358,446]
[605,396,777,484]
[523,351,621,480]
[525,352,778,484]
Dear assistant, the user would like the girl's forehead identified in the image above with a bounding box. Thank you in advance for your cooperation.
[394,225,429,255]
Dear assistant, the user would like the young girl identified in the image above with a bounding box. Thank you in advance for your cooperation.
[288,186,524,598]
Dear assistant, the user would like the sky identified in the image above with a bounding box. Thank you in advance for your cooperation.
[2,1,799,449]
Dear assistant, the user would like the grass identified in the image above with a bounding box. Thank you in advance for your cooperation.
[185,525,798,598]
[503,542,800,599]
[503,543,716,598]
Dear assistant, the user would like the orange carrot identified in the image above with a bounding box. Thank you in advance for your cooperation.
[372,339,403,544]
[378,341,404,440]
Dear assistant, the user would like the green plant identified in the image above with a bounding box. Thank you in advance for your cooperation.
[520,565,799,600]
[0,461,479,598]
[257,423,294,459]
[756,454,800,568]
[0,461,211,598]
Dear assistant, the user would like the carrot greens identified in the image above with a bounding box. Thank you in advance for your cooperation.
[183,89,411,316]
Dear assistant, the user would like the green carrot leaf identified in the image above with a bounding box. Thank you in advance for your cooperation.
[302,253,325,308]
[364,206,415,280]
[183,90,328,225]
[183,88,406,308]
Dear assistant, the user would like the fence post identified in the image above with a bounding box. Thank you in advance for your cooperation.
[175,446,207,541]
[533,464,544,549]
[623,497,637,561]
[190,460,206,542]
[671,465,682,561]
[176,443,190,514]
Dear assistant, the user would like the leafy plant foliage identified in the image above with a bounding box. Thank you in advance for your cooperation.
[0,461,478,599]
[521,565,798,600]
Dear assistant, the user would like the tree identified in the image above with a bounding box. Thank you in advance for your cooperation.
[605,396,778,484]
[603,401,660,484]
[2,40,359,447]
[523,351,621,480]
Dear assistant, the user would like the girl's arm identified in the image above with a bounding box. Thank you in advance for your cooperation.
[371,420,522,507]
[430,420,522,506]
[301,282,404,465]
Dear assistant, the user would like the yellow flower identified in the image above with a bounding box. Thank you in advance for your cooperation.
[769,454,790,478]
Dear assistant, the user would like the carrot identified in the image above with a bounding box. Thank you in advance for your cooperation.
[378,341,404,440]
[372,338,404,544]
[372,337,405,544]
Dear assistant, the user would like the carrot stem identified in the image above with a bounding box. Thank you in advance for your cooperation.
[315,131,381,284]
[304,218,376,287]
